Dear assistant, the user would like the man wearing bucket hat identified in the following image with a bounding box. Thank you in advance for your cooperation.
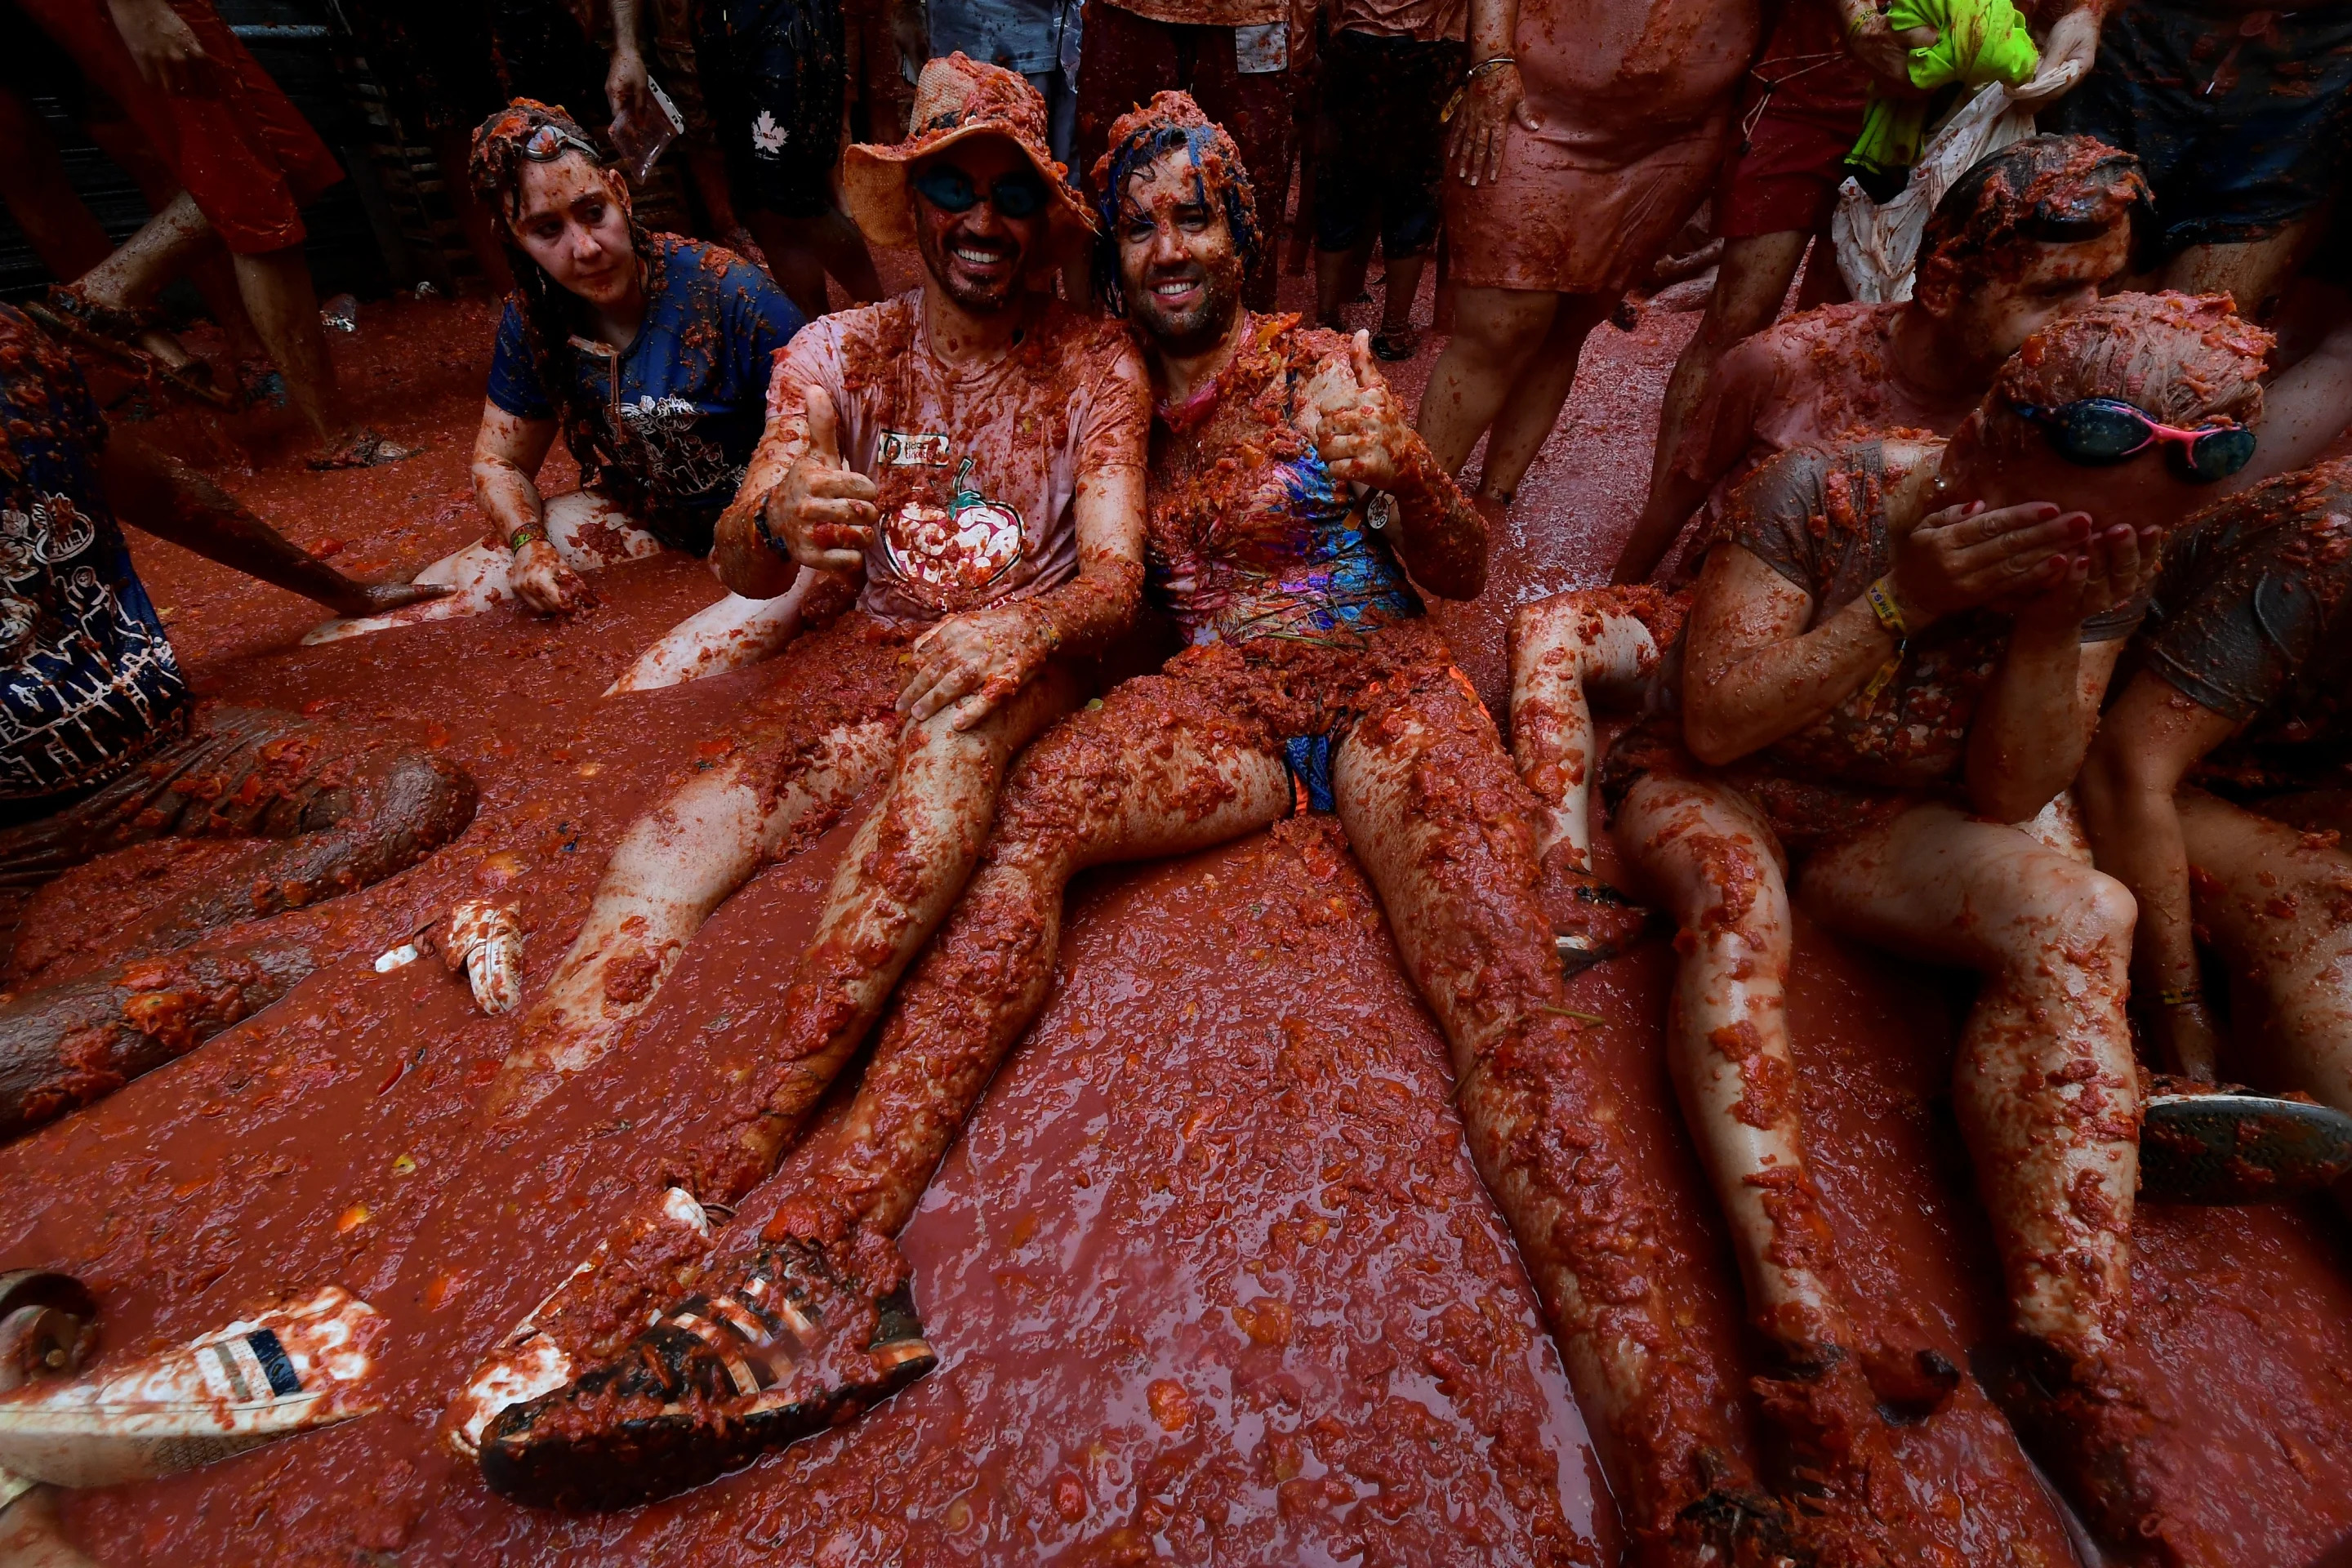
[477,54,1146,1116]
[455,93,1815,1564]
[440,63,1151,1490]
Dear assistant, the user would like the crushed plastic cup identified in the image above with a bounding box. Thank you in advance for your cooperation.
[610,78,684,185]
[320,295,359,334]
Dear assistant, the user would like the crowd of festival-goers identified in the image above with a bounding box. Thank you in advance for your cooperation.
[5,0,2352,1560]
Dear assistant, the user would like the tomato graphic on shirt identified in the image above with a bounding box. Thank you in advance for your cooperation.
[881,455,1026,612]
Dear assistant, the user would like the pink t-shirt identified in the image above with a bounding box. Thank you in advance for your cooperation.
[1677,301,1981,525]
[753,291,1149,625]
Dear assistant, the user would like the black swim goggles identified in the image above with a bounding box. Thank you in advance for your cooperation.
[2011,397,2256,483]
[909,163,1050,219]
[521,122,604,163]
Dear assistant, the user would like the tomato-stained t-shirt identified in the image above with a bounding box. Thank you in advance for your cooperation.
[0,305,189,800]
[484,234,805,554]
[1146,315,1423,648]
[2138,457,2352,792]
[752,291,1149,625]
[1671,302,1978,568]
[1726,439,2145,789]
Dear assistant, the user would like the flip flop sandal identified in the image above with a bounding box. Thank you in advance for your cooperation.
[22,300,237,412]
[2138,1089,2352,1204]
[0,1285,383,1488]
[306,430,423,471]
[1370,329,1419,362]
[478,1239,937,1512]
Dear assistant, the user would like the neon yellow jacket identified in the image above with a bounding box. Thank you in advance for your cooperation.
[1848,0,2040,178]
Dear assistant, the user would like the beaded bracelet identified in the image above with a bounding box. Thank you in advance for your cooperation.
[2157,984,2205,1009]
[509,524,547,553]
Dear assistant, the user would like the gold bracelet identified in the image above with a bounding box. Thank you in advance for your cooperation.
[2157,984,2204,1009]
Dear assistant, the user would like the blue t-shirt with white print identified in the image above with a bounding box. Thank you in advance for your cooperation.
[485,234,804,553]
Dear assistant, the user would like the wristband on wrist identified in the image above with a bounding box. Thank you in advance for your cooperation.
[509,524,546,553]
[2157,984,2204,1009]
[1855,575,1910,715]
[1864,575,1909,644]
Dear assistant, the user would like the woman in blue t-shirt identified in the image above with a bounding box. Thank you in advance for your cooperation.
[308,101,817,691]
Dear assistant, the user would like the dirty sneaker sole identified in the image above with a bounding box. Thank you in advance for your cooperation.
[478,1258,935,1512]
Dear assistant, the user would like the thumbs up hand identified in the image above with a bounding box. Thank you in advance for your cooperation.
[1303,332,1413,492]
[767,385,880,574]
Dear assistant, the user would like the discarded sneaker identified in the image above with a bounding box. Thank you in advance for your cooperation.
[477,1237,937,1511]
[444,1185,714,1460]
[0,1285,381,1487]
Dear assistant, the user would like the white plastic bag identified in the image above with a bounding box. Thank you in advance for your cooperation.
[1831,74,2067,303]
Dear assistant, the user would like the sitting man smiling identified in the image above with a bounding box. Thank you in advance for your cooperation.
[465,93,1852,1568]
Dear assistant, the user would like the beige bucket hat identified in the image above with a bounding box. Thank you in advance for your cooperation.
[840,53,1097,249]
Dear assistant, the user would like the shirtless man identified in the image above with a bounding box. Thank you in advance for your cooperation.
[1415,0,1759,526]
[305,102,819,695]
[1615,134,2149,584]
[463,94,1909,1566]
[1513,293,2271,1561]
[479,56,1147,1132]
[2078,457,2352,1124]
[2042,0,2352,321]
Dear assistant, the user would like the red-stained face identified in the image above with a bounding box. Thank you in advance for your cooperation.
[507,155,638,309]
[910,135,1046,314]
[1945,402,2244,534]
[1924,225,2132,364]
[1115,147,1243,357]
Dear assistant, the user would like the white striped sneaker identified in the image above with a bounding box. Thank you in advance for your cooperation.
[443,1186,711,1460]
[0,1285,382,1488]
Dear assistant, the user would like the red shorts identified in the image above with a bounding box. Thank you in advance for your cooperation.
[19,0,343,254]
[1714,10,1868,241]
